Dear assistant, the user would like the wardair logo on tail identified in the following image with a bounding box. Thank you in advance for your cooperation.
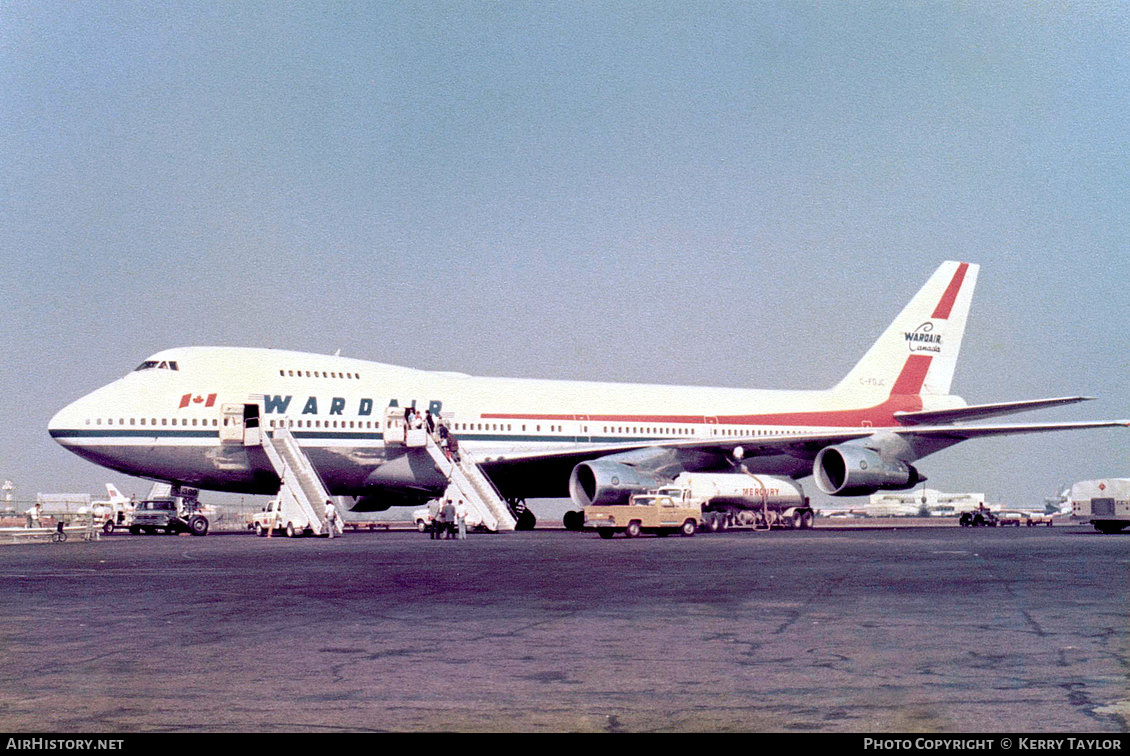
[905,322,942,354]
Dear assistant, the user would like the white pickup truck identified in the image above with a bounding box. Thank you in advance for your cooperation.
[251,498,340,537]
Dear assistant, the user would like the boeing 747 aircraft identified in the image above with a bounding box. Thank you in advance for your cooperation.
[48,262,1127,528]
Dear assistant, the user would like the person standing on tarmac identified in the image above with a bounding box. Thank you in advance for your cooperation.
[443,498,457,539]
[432,500,449,540]
[324,499,337,539]
[455,499,468,540]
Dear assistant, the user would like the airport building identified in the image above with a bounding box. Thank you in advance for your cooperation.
[867,488,986,517]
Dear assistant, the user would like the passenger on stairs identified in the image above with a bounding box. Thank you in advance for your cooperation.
[438,422,451,459]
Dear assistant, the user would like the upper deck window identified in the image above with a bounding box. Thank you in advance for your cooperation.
[134,360,179,372]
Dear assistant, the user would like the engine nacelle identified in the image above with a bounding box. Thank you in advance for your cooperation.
[569,459,670,508]
[813,444,923,496]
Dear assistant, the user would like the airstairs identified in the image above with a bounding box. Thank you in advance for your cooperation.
[261,427,332,536]
[421,433,517,532]
[383,409,516,532]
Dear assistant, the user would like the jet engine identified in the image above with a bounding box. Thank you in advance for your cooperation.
[813,443,923,496]
[568,459,670,508]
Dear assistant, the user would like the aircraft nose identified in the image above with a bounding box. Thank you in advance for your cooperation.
[49,396,86,444]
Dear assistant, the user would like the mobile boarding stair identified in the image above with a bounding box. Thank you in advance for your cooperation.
[261,427,332,536]
[383,410,517,532]
[422,433,517,532]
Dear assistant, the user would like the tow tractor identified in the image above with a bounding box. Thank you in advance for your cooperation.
[958,505,999,527]
[128,495,210,536]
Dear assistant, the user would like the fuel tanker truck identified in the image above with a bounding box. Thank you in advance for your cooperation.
[569,465,818,531]
[567,471,814,532]
[667,472,813,531]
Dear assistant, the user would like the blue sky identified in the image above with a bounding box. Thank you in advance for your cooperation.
[2,2,1127,510]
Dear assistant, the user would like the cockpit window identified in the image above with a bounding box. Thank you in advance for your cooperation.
[134,360,179,372]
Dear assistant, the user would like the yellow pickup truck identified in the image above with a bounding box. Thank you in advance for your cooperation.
[583,493,701,539]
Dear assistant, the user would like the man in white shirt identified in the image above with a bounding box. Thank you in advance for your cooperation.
[455,499,469,540]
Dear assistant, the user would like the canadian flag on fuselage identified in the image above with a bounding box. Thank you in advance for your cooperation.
[833,261,978,399]
[178,393,217,409]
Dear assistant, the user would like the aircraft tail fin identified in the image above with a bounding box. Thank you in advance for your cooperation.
[834,261,979,397]
[105,483,126,502]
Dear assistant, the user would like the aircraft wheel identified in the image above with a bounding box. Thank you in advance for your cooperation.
[515,509,537,531]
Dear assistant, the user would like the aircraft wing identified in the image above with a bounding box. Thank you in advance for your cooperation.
[478,418,1129,499]
[893,396,1095,425]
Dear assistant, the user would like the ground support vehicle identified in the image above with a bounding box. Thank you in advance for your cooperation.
[662,473,814,531]
[251,496,340,538]
[92,504,134,534]
[251,499,286,536]
[128,497,209,536]
[996,510,1054,527]
[1068,478,1130,534]
[958,507,999,527]
[583,493,701,539]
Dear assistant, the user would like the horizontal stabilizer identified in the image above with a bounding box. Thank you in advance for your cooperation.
[894,397,1095,425]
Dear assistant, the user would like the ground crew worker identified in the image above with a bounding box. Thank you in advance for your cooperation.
[324,499,337,539]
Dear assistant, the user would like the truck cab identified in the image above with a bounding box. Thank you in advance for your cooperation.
[252,498,284,536]
[583,492,701,539]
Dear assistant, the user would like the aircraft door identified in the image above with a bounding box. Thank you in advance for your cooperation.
[243,403,262,446]
[219,403,263,446]
[576,415,591,444]
[220,404,244,444]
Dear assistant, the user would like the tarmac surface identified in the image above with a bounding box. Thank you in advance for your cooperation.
[0,524,1127,733]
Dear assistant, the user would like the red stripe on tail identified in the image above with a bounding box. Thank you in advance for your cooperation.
[931,262,969,319]
[890,354,933,396]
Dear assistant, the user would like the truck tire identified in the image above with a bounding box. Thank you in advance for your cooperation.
[597,528,614,539]
[286,522,297,538]
[102,521,115,534]
[188,516,209,536]
[625,521,642,538]
[254,523,266,537]
[416,519,428,533]
[681,520,697,537]
[801,511,814,529]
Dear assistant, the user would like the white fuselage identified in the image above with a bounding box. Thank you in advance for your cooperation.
[48,346,937,499]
